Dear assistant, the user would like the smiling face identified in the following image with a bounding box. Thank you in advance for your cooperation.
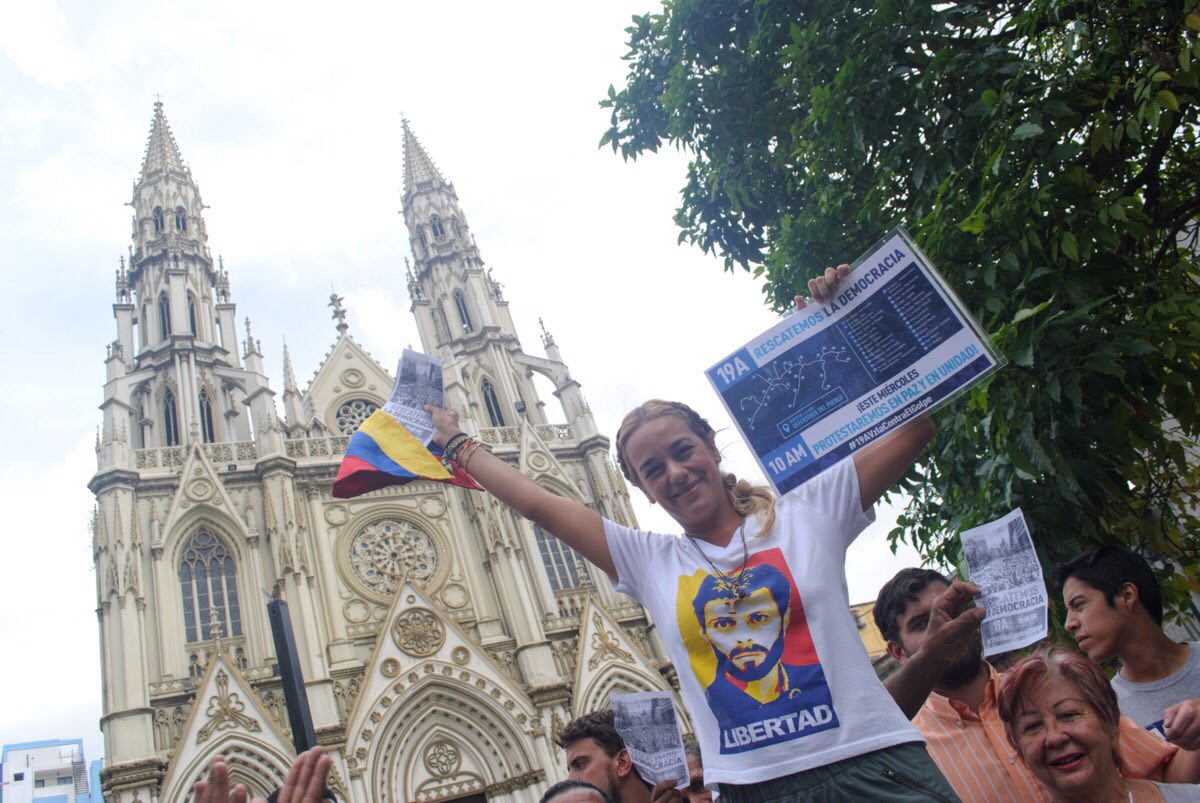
[1063,577,1130,663]
[702,586,786,680]
[1011,671,1120,800]
[620,414,729,533]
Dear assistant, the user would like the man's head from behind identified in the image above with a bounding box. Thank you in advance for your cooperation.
[875,567,982,688]
[556,710,643,800]
[540,780,616,803]
[1054,545,1163,662]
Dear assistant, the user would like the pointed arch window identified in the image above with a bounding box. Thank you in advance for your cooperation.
[430,215,445,241]
[158,294,172,340]
[153,207,165,235]
[454,290,473,333]
[533,524,590,591]
[198,390,216,443]
[482,379,505,427]
[163,389,180,446]
[179,529,242,643]
[175,207,187,232]
[187,293,198,336]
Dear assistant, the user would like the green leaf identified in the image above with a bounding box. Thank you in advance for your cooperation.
[1152,71,1173,83]
[1188,12,1200,31]
[1012,297,1054,325]
[1012,122,1045,141]
[1156,89,1180,112]
[959,212,986,234]
[1011,340,1034,367]
[981,89,998,107]
[1061,231,1079,261]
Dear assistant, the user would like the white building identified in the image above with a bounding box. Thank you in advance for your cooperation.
[0,739,101,803]
[88,103,685,802]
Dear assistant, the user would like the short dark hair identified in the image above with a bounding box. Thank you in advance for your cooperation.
[874,568,951,644]
[1053,545,1164,625]
[556,709,625,756]
[539,780,615,803]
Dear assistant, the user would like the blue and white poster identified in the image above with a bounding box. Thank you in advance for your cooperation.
[707,227,1004,496]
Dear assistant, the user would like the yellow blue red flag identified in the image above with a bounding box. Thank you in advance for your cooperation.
[332,409,482,498]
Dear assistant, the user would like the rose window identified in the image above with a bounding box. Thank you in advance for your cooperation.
[335,399,379,434]
[348,519,438,595]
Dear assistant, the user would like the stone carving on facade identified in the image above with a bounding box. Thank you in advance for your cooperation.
[196,670,261,743]
[423,740,461,778]
[154,708,171,750]
[489,648,517,681]
[626,624,655,661]
[551,637,578,676]
[347,518,438,596]
[551,712,566,749]
[588,612,635,670]
[391,608,445,657]
[486,769,545,796]
[259,688,287,731]
[332,675,362,720]
[124,547,141,594]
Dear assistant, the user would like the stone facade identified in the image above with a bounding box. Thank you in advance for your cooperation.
[89,104,681,803]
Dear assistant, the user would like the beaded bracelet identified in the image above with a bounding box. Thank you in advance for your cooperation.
[459,440,489,472]
[444,435,478,465]
[443,432,470,456]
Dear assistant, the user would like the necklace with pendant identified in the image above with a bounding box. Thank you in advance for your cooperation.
[687,519,750,599]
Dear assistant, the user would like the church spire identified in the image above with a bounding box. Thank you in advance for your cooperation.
[401,119,447,196]
[282,340,299,394]
[139,99,189,183]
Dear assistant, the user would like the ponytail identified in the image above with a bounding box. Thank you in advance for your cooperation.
[723,472,776,537]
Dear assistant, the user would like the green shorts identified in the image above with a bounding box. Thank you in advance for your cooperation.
[717,742,960,803]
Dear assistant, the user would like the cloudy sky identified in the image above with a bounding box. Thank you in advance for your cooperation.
[0,1,929,762]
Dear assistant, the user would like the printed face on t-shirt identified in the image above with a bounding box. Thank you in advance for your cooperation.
[702,587,786,681]
[676,548,840,754]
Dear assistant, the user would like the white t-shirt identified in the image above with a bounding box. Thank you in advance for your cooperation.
[604,459,921,787]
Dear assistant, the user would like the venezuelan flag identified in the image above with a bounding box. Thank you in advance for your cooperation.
[332,409,482,498]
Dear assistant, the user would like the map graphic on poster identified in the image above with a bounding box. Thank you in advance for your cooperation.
[708,228,1004,495]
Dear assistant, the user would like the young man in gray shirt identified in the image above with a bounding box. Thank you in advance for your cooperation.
[1056,545,1200,747]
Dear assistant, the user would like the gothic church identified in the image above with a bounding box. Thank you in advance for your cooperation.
[89,102,683,802]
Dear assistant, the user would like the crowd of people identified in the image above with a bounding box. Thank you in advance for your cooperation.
[193,268,1200,801]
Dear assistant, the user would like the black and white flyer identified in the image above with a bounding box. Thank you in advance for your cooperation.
[610,691,688,787]
[707,227,1003,495]
[960,508,1049,656]
[383,349,443,445]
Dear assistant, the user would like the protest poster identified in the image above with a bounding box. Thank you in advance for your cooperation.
[609,691,688,787]
[707,226,1004,495]
[382,349,443,445]
[960,508,1048,656]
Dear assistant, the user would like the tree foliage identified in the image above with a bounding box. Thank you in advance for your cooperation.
[602,0,1200,610]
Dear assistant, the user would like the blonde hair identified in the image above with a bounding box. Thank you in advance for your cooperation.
[615,400,776,536]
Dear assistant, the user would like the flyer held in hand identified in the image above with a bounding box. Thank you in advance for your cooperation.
[333,350,482,498]
[708,227,1004,495]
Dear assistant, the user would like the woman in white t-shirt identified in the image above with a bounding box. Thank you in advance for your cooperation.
[426,267,959,801]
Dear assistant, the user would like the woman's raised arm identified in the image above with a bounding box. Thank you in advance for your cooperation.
[427,404,616,578]
[800,264,936,511]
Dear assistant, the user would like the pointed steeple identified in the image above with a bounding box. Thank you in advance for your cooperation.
[401,119,447,196]
[139,99,189,183]
[282,340,298,394]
